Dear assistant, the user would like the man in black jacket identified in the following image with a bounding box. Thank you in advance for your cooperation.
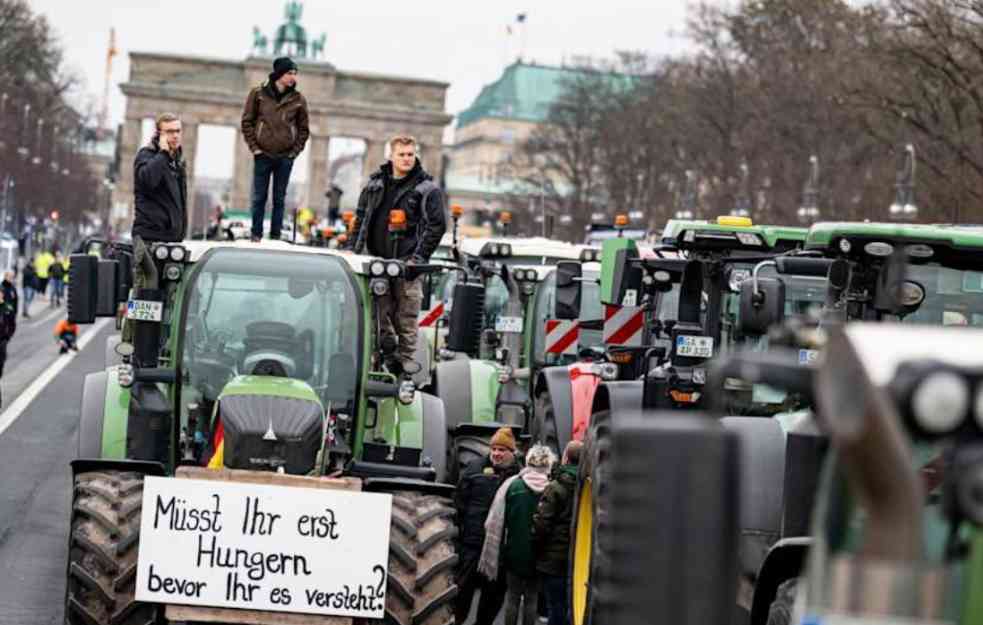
[454,427,520,624]
[0,273,16,407]
[132,112,187,290]
[352,135,446,374]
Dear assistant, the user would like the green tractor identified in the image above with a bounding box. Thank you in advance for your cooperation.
[707,222,983,625]
[569,217,829,625]
[65,239,470,625]
[426,236,600,478]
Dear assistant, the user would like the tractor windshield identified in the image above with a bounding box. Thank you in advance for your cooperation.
[899,264,983,327]
[534,269,603,364]
[181,249,361,407]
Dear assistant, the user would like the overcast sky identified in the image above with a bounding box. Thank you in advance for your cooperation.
[29,0,696,178]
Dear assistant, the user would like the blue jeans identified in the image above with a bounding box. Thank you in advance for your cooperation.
[23,286,34,314]
[541,575,569,625]
[250,154,294,239]
[51,277,64,304]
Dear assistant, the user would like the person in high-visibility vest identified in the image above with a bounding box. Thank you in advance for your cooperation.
[34,249,55,300]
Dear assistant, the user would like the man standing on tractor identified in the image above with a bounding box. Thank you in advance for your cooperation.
[533,440,583,625]
[240,56,310,242]
[352,135,446,374]
[127,113,187,344]
[454,427,520,624]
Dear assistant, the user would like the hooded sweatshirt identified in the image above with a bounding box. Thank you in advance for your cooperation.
[478,466,551,580]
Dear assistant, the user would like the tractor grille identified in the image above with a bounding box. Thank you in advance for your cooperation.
[220,394,323,475]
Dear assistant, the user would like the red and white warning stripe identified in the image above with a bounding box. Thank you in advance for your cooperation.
[603,304,644,346]
[419,301,445,327]
[544,319,580,355]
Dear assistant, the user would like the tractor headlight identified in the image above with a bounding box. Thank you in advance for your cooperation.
[169,246,187,262]
[911,371,969,435]
[386,262,402,278]
[370,261,386,276]
[118,363,134,388]
[154,245,169,260]
[370,278,389,297]
[500,243,512,257]
[838,238,852,254]
[164,264,182,281]
[438,348,456,360]
[591,363,619,381]
[489,244,500,256]
[693,367,707,385]
[398,380,416,405]
[498,365,513,384]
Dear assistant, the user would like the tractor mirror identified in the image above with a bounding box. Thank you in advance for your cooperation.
[738,277,786,336]
[446,281,485,357]
[611,248,643,307]
[96,260,120,317]
[874,249,912,314]
[554,261,582,320]
[68,253,98,324]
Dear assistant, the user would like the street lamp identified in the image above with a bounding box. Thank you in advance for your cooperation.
[797,155,821,224]
[730,161,752,218]
[32,117,44,166]
[17,103,30,159]
[889,143,917,220]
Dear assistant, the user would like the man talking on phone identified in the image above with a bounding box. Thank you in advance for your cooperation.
[126,113,187,343]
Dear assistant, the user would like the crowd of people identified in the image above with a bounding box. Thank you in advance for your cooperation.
[21,249,69,318]
[455,427,583,625]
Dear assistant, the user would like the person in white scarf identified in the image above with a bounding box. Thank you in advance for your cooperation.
[478,444,557,625]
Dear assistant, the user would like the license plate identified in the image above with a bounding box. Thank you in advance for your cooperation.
[676,335,714,358]
[126,299,163,322]
[495,316,524,333]
[798,349,820,365]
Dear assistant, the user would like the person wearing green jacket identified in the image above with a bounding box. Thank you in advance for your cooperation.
[479,443,556,625]
[533,440,583,625]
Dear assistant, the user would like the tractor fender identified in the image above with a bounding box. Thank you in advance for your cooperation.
[721,417,786,579]
[70,458,166,479]
[418,392,449,484]
[535,365,575,449]
[412,328,433,389]
[79,368,131,460]
[78,371,109,459]
[749,537,812,625]
[467,360,501,424]
[433,358,473,430]
[568,364,602,442]
[590,380,644,417]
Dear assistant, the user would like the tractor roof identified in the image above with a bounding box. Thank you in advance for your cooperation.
[805,222,983,251]
[458,236,588,262]
[182,239,381,275]
[662,219,808,250]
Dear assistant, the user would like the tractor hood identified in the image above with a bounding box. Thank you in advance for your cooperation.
[217,375,324,475]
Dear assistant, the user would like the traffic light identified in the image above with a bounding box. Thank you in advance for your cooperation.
[50,210,60,221]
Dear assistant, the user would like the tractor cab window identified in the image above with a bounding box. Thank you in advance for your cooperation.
[182,249,361,409]
[899,264,983,327]
[533,269,603,365]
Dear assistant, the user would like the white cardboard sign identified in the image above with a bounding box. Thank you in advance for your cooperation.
[135,476,392,619]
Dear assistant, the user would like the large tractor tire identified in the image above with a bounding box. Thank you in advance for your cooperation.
[449,434,490,484]
[65,470,159,625]
[380,491,459,625]
[765,578,800,625]
[569,409,612,625]
[532,391,561,458]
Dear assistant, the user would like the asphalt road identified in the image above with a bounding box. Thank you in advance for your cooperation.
[0,309,113,625]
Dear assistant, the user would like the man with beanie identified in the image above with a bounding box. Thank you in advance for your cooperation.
[533,440,583,625]
[454,427,520,624]
[241,56,310,241]
[351,135,446,375]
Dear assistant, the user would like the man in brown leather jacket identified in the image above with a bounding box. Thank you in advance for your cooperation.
[241,56,310,241]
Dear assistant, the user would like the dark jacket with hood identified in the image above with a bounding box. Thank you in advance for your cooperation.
[241,79,310,159]
[532,464,578,576]
[132,144,187,243]
[0,278,16,340]
[455,455,520,553]
[352,159,447,262]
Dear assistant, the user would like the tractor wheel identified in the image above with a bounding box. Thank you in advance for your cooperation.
[766,578,800,625]
[377,491,458,625]
[449,434,490,483]
[65,471,159,625]
[569,409,612,625]
[533,391,561,458]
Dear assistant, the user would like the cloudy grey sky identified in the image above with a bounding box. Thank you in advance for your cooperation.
[29,0,695,177]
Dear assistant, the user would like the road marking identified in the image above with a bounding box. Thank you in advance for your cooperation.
[0,318,111,438]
